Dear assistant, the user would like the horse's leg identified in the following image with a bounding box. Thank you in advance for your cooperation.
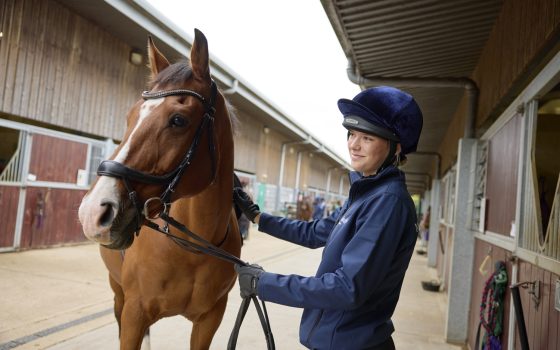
[111,281,150,349]
[108,274,124,336]
[190,294,229,350]
[141,327,151,350]
[119,299,150,350]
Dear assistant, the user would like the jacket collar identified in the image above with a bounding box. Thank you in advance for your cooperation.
[348,166,402,185]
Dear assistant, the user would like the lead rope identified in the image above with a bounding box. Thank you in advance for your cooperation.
[475,261,507,350]
[144,213,275,350]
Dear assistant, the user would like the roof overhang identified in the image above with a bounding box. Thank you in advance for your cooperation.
[321,0,504,193]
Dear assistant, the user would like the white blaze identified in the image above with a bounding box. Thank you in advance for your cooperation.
[78,98,164,240]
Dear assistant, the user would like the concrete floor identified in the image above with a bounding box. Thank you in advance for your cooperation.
[0,227,464,349]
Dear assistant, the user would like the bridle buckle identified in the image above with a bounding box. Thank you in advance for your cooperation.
[143,197,169,220]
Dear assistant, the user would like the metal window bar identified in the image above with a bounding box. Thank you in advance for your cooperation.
[0,132,24,183]
[545,176,560,259]
[88,145,105,186]
[448,167,456,224]
[472,140,488,231]
[521,101,538,252]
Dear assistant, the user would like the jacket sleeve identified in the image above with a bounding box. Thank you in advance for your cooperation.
[257,205,344,249]
[257,193,414,309]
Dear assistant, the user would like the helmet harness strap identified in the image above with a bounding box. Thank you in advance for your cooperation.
[378,140,398,173]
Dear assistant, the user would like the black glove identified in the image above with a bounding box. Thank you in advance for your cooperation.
[235,263,264,298]
[233,187,261,222]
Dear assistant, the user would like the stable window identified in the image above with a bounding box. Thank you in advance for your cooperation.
[534,85,560,246]
[88,145,105,185]
[0,127,23,183]
[520,83,560,259]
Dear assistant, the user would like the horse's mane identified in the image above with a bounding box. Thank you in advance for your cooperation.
[148,60,240,134]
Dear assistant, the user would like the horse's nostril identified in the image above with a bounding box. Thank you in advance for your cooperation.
[99,200,117,227]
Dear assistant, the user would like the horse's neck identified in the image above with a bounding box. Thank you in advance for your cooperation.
[171,164,233,244]
[172,104,234,242]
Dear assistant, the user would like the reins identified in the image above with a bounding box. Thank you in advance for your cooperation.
[144,213,275,350]
[96,81,275,350]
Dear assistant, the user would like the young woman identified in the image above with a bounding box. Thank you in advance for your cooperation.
[234,86,423,350]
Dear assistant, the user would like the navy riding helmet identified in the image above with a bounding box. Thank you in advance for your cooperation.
[338,86,423,155]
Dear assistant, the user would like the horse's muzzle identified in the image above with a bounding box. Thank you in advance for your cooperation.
[102,203,140,250]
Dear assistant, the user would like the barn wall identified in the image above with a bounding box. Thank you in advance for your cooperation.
[0,0,147,140]
[515,258,560,350]
[437,0,560,173]
[308,154,330,192]
[468,238,560,350]
[485,114,522,235]
[233,111,261,174]
[257,128,282,184]
[473,0,560,129]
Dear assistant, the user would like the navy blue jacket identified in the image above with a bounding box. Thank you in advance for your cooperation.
[256,166,418,349]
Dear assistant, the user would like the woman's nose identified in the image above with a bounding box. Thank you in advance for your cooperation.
[348,136,360,149]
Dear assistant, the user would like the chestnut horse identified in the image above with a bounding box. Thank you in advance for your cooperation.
[78,30,241,349]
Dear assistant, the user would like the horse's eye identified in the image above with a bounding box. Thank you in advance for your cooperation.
[169,114,187,128]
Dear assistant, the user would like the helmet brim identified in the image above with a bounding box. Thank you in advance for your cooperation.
[342,116,399,142]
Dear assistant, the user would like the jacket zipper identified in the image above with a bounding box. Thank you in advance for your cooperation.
[305,177,363,345]
[305,310,323,346]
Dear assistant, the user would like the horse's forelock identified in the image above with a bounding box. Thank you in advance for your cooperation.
[149,60,192,89]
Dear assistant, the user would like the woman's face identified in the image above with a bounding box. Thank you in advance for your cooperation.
[347,129,390,176]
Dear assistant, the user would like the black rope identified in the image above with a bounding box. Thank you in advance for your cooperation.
[144,214,244,266]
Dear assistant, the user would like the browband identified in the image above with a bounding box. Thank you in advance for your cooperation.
[142,89,206,102]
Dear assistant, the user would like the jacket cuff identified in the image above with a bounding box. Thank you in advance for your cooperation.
[257,212,274,233]
[256,271,273,299]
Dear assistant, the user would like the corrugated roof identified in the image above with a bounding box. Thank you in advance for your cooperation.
[322,0,503,193]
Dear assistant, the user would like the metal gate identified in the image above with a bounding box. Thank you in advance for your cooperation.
[0,118,109,252]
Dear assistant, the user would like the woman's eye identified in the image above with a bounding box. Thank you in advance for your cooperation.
[169,114,187,127]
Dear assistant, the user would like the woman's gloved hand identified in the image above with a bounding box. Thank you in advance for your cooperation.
[235,264,265,298]
[233,187,261,223]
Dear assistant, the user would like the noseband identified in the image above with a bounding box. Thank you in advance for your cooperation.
[96,80,218,232]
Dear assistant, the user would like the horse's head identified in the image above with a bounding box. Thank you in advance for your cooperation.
[79,29,231,249]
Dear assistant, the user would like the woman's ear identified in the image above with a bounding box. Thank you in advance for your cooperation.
[395,143,407,166]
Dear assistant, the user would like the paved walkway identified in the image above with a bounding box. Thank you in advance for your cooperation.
[0,228,464,349]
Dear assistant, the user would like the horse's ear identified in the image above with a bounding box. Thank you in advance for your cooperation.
[191,29,210,81]
[147,36,170,79]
